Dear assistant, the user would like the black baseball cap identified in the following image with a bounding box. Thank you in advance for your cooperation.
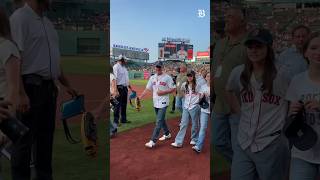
[186,70,195,77]
[284,109,318,151]
[155,61,163,68]
[244,28,273,46]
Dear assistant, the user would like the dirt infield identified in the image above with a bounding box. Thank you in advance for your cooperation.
[110,117,210,180]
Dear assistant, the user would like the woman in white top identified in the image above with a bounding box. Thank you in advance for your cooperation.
[193,72,210,153]
[0,9,29,113]
[171,70,201,147]
[226,29,290,180]
[286,32,320,180]
[0,8,29,179]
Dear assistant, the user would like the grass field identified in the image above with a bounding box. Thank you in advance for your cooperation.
[112,78,181,132]
[61,56,107,75]
[2,121,107,180]
[2,56,107,179]
[116,98,181,133]
[130,79,149,86]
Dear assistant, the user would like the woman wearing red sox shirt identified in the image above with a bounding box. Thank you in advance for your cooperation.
[226,29,291,180]
[171,70,201,148]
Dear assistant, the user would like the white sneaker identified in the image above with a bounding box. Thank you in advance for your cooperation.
[159,133,171,141]
[171,142,182,148]
[145,140,156,148]
[190,140,196,145]
[192,146,201,153]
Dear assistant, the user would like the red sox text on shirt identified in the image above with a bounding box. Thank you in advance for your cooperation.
[241,91,282,106]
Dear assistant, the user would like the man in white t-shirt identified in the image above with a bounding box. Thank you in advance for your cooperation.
[139,61,176,148]
[10,1,77,179]
[113,55,132,125]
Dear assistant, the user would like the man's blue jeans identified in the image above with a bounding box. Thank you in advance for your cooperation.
[151,107,170,142]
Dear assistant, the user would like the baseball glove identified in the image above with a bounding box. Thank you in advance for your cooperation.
[135,97,141,112]
[81,112,98,158]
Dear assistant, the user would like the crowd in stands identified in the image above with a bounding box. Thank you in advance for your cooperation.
[112,60,209,76]
[51,11,108,31]
[213,3,320,55]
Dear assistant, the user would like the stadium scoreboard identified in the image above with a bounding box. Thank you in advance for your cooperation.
[158,37,193,60]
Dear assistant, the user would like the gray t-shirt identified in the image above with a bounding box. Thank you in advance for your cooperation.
[286,71,320,164]
[227,64,290,152]
[0,37,20,98]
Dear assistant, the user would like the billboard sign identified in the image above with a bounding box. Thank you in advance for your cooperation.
[196,51,209,57]
[113,44,149,53]
[113,48,149,60]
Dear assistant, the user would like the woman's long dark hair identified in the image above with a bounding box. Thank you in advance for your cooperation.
[185,71,196,93]
[240,45,277,94]
[0,8,11,40]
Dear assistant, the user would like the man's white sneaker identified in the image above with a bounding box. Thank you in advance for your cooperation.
[171,142,182,148]
[159,133,171,141]
[192,146,201,153]
[145,140,156,148]
[190,140,196,145]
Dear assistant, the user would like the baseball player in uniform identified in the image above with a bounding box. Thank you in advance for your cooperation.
[139,61,176,148]
[226,29,291,180]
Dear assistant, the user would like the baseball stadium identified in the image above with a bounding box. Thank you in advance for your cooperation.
[109,0,211,179]
[109,42,211,180]
[212,0,320,179]
[1,0,108,179]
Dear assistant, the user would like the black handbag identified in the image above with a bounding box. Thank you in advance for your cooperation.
[199,95,209,109]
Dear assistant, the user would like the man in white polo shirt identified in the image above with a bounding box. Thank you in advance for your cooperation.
[10,0,77,179]
[139,61,176,148]
[112,55,133,126]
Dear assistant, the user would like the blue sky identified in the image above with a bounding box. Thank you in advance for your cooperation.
[110,0,210,62]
